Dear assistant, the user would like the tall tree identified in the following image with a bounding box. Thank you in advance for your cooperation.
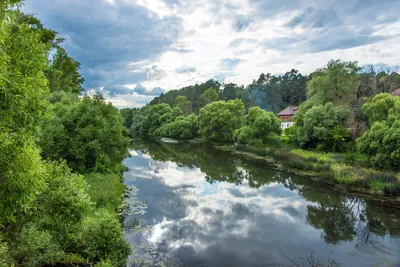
[307,60,360,106]
[174,95,191,115]
[46,47,85,94]
[234,106,282,147]
[197,99,245,143]
[39,95,129,173]
[199,87,219,106]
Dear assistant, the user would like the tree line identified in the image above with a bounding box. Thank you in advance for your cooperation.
[148,66,399,113]
[123,60,400,172]
[1,2,130,266]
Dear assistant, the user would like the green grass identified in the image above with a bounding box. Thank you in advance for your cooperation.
[85,173,126,212]
[231,144,400,196]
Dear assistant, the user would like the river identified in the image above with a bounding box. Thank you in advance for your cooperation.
[123,139,400,267]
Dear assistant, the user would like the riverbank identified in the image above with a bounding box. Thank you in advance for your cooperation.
[218,144,400,197]
[125,138,400,266]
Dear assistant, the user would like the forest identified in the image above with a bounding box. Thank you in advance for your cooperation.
[0,2,130,266]
[122,60,400,195]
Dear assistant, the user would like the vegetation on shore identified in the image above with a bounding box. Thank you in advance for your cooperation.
[0,2,130,266]
[223,144,400,196]
[122,60,400,196]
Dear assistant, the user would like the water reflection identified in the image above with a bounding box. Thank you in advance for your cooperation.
[124,139,400,267]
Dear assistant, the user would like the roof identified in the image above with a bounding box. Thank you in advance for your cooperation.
[278,106,298,116]
[392,88,400,96]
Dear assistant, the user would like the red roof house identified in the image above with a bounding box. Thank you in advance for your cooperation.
[392,88,400,96]
[278,106,298,122]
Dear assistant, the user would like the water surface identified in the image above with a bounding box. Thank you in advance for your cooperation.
[124,139,400,267]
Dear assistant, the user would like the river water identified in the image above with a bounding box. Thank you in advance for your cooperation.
[123,139,400,267]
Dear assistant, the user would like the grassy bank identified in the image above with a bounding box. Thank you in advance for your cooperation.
[220,144,400,196]
[83,173,131,266]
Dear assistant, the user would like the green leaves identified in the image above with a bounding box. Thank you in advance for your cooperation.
[293,103,350,151]
[307,60,360,106]
[0,9,130,266]
[198,99,245,143]
[357,94,400,170]
[234,106,282,147]
[140,103,172,135]
[362,93,399,124]
[39,96,129,173]
[155,114,199,140]
[46,47,85,94]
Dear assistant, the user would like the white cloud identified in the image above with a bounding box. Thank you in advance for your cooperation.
[23,0,400,107]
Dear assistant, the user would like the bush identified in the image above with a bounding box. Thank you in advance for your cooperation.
[234,106,281,147]
[79,209,131,267]
[357,94,400,170]
[293,103,351,152]
[198,99,245,143]
[39,95,129,173]
[155,115,198,139]
[357,119,400,171]
[140,104,172,135]
[86,173,126,211]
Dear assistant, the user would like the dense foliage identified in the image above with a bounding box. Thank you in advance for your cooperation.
[197,99,245,143]
[290,60,358,151]
[39,94,129,173]
[46,47,85,95]
[155,114,199,139]
[357,94,400,170]
[0,3,130,266]
[292,103,351,151]
[150,70,310,113]
[150,79,222,114]
[234,106,282,147]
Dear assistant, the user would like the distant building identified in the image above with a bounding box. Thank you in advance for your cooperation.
[392,88,400,96]
[278,106,298,129]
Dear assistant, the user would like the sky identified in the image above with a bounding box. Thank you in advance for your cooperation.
[23,0,400,108]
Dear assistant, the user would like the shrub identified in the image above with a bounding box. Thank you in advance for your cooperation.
[155,114,199,140]
[79,209,131,267]
[357,119,400,171]
[357,94,400,170]
[39,96,130,173]
[234,106,281,147]
[198,99,245,143]
[293,103,351,151]
[85,173,126,211]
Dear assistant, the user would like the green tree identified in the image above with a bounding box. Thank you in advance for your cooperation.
[174,95,191,115]
[362,93,399,124]
[130,106,150,136]
[0,7,128,266]
[357,94,400,170]
[140,104,172,135]
[293,103,350,151]
[39,95,129,173]
[199,87,219,106]
[0,8,51,226]
[292,60,359,151]
[234,106,282,147]
[221,83,244,101]
[357,119,400,170]
[150,79,221,114]
[159,106,183,125]
[119,108,134,128]
[46,47,85,95]
[155,114,199,139]
[15,11,62,47]
[307,60,360,106]
[198,99,245,143]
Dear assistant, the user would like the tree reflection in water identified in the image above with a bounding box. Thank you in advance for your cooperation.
[130,138,400,254]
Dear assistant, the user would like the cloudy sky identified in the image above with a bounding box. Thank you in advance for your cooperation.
[24,0,400,108]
